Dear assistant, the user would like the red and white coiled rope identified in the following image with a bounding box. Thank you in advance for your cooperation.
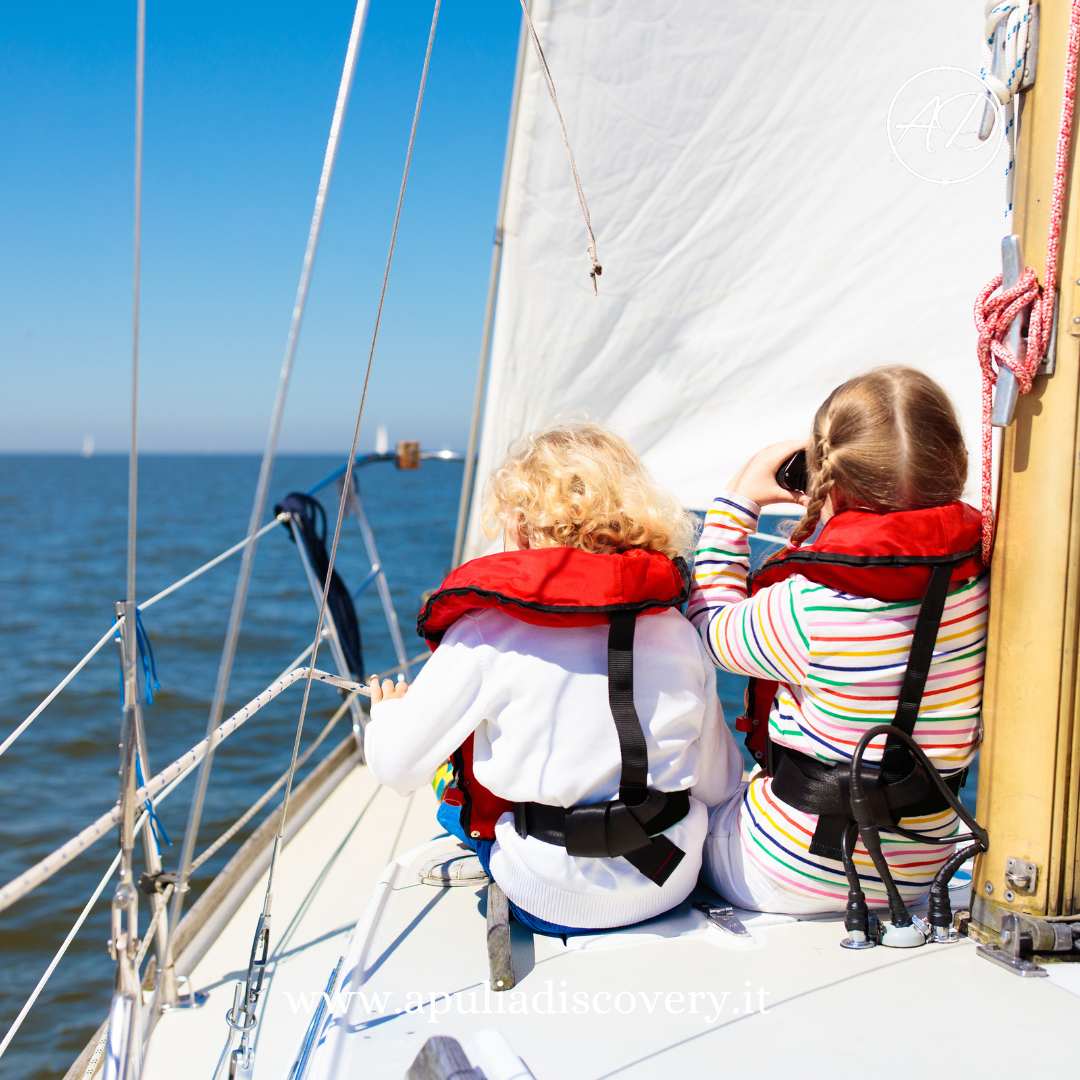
[975,0,1080,563]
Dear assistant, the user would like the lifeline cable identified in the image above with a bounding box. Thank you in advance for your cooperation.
[975,0,1080,562]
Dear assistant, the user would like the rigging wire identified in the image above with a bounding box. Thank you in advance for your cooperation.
[126,0,145,616]
[0,514,290,761]
[0,773,187,1064]
[189,692,354,874]
[157,0,375,987]
[517,0,601,291]
[222,5,443,1066]
[450,4,600,565]
[103,5,150,1069]
[0,645,320,916]
[268,0,442,897]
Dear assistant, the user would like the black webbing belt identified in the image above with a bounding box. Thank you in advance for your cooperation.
[514,611,689,886]
[771,562,960,861]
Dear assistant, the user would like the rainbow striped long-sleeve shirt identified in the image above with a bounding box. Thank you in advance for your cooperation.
[688,494,987,911]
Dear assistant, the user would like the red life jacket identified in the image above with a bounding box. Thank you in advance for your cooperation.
[738,501,984,767]
[418,546,689,842]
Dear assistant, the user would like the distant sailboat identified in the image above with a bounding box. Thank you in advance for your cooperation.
[80,435,95,458]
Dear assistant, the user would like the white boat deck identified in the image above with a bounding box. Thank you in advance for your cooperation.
[140,760,1080,1079]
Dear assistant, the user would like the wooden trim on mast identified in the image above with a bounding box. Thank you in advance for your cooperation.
[974,0,1080,926]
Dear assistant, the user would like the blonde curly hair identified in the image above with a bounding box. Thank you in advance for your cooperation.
[484,423,696,559]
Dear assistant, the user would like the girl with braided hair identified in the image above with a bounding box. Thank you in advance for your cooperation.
[689,367,987,914]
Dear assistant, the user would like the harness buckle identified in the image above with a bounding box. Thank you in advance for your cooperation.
[562,789,668,859]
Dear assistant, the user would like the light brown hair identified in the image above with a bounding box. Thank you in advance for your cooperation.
[484,423,697,559]
[789,366,967,546]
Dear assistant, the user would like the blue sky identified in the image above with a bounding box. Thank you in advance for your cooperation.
[2,1,521,452]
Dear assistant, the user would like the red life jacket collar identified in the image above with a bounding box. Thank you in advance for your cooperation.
[749,501,984,602]
[740,501,984,766]
[418,546,689,647]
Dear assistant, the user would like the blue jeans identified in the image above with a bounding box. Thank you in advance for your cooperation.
[473,839,602,939]
[437,801,603,938]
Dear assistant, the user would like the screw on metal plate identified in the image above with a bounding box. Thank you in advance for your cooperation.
[1004,857,1038,895]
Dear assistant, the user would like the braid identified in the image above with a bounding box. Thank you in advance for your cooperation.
[789,437,835,546]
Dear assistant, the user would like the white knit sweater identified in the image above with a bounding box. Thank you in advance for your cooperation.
[365,607,741,929]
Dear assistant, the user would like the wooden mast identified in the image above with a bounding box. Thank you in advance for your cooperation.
[974,0,1080,930]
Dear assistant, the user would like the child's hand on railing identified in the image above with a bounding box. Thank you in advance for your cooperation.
[367,674,410,704]
[728,440,809,507]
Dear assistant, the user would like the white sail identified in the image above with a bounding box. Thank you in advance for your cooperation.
[463,0,1003,558]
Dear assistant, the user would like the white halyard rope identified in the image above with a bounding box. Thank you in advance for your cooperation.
[981,1,1036,216]
[518,0,601,290]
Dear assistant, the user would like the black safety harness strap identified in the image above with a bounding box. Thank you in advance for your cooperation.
[779,561,960,861]
[608,610,649,804]
[883,561,953,774]
[514,611,688,887]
